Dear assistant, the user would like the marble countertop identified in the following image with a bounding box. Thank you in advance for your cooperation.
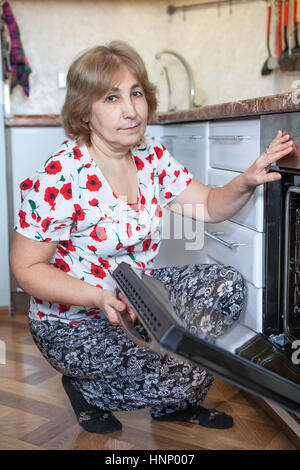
[4,92,300,127]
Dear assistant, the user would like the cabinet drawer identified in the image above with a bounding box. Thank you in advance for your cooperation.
[205,220,264,288]
[207,168,264,232]
[162,123,209,184]
[162,123,208,138]
[207,254,263,332]
[209,119,260,172]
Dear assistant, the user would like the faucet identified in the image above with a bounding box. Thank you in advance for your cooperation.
[155,49,198,108]
[161,66,176,112]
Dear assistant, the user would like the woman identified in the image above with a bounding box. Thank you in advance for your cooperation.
[10,41,294,435]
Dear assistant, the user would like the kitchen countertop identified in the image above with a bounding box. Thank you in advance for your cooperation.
[4,91,300,127]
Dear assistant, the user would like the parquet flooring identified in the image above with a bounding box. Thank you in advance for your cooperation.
[0,306,297,450]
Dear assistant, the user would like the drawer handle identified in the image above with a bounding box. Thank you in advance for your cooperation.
[162,135,203,140]
[204,231,247,250]
[208,135,251,142]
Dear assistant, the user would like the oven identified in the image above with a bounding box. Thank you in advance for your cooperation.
[263,113,300,347]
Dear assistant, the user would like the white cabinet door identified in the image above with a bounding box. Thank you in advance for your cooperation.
[208,168,264,232]
[205,219,264,289]
[209,119,260,172]
[161,123,209,184]
[156,124,209,268]
[9,126,67,221]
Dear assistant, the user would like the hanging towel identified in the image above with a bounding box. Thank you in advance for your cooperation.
[2,1,31,96]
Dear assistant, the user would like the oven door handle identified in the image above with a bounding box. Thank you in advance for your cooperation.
[204,231,247,250]
[208,135,251,142]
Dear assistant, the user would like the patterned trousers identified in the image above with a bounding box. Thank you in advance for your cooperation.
[29,263,246,417]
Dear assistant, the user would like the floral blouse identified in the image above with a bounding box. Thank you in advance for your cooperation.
[14,137,193,324]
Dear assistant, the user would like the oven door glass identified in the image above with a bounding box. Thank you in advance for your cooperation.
[112,262,300,415]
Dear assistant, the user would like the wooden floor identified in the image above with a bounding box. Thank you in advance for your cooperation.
[0,307,297,450]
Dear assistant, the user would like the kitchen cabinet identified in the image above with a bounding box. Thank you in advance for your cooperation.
[206,118,263,332]
[152,123,209,268]
[152,119,264,332]
[7,126,67,223]
[6,126,67,311]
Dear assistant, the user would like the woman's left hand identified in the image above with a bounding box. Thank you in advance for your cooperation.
[242,130,295,189]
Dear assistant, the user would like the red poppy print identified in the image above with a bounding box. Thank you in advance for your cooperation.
[20,178,33,191]
[91,264,106,279]
[158,169,166,185]
[45,160,62,175]
[60,182,72,200]
[155,206,162,218]
[18,210,30,228]
[72,204,85,221]
[90,225,107,242]
[142,238,151,252]
[165,192,172,199]
[86,174,102,191]
[172,170,180,183]
[44,186,59,209]
[73,147,83,160]
[134,156,144,171]
[146,153,154,164]
[88,198,99,206]
[41,217,53,233]
[57,240,76,257]
[154,146,163,159]
[150,169,155,185]
[54,258,70,272]
[59,304,71,314]
[34,180,40,192]
[98,257,111,269]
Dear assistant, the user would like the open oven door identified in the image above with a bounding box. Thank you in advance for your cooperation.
[111,262,300,415]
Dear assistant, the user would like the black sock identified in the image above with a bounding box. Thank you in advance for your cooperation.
[152,405,233,429]
[62,375,122,434]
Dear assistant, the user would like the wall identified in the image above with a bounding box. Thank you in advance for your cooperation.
[6,0,300,114]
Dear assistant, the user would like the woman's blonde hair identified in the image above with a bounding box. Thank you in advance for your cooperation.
[61,41,158,146]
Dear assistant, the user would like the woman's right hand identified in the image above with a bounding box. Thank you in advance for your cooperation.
[95,289,129,326]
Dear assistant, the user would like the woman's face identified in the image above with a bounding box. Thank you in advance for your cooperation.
[88,66,148,153]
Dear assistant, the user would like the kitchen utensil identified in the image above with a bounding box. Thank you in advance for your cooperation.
[277,0,283,63]
[280,0,294,70]
[261,4,278,75]
[291,0,300,69]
